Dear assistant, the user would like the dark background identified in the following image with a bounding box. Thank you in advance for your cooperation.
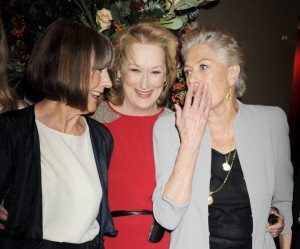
[197,0,300,115]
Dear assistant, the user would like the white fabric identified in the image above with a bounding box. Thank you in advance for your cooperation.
[36,119,102,243]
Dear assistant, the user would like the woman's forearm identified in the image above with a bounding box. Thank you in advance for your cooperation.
[162,145,199,204]
[279,233,292,249]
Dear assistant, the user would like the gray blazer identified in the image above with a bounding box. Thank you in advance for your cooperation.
[152,101,293,249]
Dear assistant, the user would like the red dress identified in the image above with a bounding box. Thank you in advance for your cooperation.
[103,102,170,249]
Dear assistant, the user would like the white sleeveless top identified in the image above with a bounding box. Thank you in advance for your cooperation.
[36,119,102,243]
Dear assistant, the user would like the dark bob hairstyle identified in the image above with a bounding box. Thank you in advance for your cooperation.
[27,19,113,110]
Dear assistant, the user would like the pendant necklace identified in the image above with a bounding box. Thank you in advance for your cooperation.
[208,149,237,205]
[212,135,235,172]
[222,151,232,171]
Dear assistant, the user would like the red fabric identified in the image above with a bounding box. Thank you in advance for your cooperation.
[103,102,170,249]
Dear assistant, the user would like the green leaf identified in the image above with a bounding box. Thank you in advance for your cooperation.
[110,4,124,25]
[171,0,214,11]
[161,17,184,30]
[79,17,92,28]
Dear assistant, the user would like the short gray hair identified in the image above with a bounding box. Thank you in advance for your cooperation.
[181,26,247,97]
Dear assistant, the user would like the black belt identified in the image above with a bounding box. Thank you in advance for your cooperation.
[110,210,166,243]
[111,210,153,217]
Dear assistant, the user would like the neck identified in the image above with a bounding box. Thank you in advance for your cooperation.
[208,99,239,153]
[35,99,86,135]
[111,101,161,116]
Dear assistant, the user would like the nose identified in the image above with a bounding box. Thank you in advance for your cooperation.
[139,73,148,90]
[101,70,112,89]
[188,72,200,88]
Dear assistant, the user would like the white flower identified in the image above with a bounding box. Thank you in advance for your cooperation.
[168,0,180,5]
[96,8,113,32]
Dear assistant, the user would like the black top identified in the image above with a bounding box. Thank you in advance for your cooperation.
[209,149,253,249]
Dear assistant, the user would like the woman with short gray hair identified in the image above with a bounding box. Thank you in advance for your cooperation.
[152,25,292,249]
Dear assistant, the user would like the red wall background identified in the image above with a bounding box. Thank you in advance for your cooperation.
[290,27,300,169]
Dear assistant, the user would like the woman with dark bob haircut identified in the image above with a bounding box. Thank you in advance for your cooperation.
[0,19,116,249]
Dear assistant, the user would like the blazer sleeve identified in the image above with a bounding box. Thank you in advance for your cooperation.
[152,114,190,231]
[272,107,293,234]
[0,115,14,201]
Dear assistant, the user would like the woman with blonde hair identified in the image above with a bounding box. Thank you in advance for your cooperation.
[92,22,178,248]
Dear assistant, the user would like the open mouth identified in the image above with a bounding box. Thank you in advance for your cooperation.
[91,91,101,98]
[136,89,152,96]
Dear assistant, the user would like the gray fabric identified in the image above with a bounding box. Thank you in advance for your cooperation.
[152,101,293,249]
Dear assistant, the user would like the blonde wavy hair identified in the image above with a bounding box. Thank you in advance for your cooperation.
[107,22,178,107]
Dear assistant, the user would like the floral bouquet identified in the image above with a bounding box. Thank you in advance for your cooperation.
[1,0,216,105]
[74,0,216,106]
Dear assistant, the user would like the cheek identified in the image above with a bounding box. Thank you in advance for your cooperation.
[122,72,138,88]
[152,75,166,88]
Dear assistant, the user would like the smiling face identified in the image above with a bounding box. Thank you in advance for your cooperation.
[87,66,112,113]
[184,44,239,110]
[117,43,167,116]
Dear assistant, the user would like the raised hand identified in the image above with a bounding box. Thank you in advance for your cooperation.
[175,83,211,152]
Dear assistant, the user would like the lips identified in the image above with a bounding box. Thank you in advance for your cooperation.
[91,91,101,98]
[135,89,152,97]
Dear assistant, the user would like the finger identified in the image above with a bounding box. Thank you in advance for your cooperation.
[0,224,4,230]
[0,205,8,216]
[265,228,278,237]
[203,95,212,121]
[190,83,203,108]
[0,213,7,221]
[174,104,183,124]
[198,85,208,113]
[184,83,195,109]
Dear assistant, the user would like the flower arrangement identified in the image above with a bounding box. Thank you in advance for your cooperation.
[1,0,216,105]
[73,0,216,106]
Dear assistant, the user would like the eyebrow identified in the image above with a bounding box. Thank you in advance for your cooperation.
[184,59,210,68]
[128,64,166,70]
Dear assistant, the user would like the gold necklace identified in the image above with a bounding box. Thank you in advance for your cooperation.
[208,149,237,205]
[212,136,235,171]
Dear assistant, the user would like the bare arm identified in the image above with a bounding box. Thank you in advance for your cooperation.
[279,233,292,249]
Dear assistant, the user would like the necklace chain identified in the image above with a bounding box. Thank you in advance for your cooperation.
[211,135,235,167]
[208,149,237,205]
[210,149,236,195]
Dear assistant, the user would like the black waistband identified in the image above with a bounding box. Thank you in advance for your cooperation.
[0,234,102,249]
[111,210,153,217]
[42,238,103,249]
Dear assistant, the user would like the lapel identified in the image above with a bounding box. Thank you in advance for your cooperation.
[85,117,107,198]
[85,117,117,238]
[233,101,269,229]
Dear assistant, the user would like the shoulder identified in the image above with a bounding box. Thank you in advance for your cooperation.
[0,105,34,127]
[91,101,120,123]
[154,111,176,134]
[160,107,174,117]
[238,102,288,130]
[239,102,287,121]
[86,116,112,139]
[0,106,35,142]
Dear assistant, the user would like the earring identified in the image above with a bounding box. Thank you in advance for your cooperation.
[163,81,167,87]
[225,88,232,101]
[116,77,121,83]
